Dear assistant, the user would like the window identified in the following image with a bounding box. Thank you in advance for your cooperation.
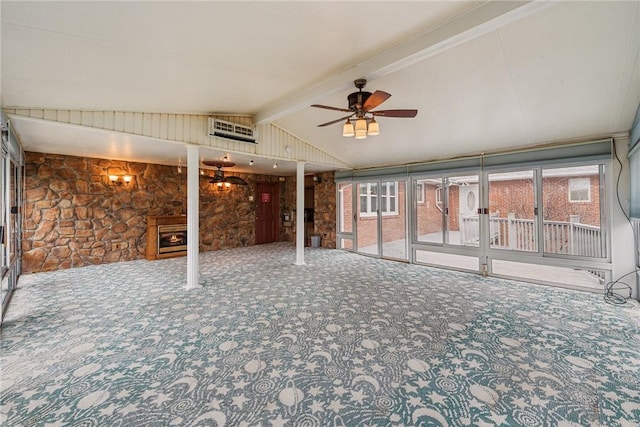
[359,182,397,216]
[416,182,425,204]
[435,186,443,206]
[569,178,590,202]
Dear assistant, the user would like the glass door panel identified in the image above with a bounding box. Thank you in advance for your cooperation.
[381,180,407,260]
[541,165,605,258]
[446,175,480,246]
[337,182,354,251]
[356,182,379,256]
[9,161,18,265]
[488,170,537,252]
[415,178,444,244]
[338,182,353,234]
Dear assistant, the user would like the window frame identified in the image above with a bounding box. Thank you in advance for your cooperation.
[568,177,591,203]
[359,182,398,217]
[416,182,425,204]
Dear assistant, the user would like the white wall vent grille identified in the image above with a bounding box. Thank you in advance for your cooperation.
[208,118,256,143]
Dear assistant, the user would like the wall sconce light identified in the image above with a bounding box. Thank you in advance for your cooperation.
[109,175,133,186]
[273,162,278,169]
[249,160,254,166]
[313,175,322,184]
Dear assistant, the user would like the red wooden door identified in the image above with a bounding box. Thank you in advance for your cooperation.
[255,182,280,244]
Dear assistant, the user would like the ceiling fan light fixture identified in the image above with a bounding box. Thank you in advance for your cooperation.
[342,119,355,137]
[312,79,417,139]
[367,117,380,136]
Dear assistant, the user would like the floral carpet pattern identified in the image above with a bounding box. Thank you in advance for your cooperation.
[1,243,639,426]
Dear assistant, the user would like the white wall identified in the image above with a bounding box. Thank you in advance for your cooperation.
[611,135,637,299]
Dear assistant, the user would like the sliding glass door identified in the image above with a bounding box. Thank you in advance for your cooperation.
[338,139,612,293]
[381,180,407,260]
[446,175,480,247]
[487,170,538,252]
[1,123,24,322]
[337,182,354,250]
[356,181,379,256]
[354,179,408,260]
[414,174,480,271]
[541,165,606,258]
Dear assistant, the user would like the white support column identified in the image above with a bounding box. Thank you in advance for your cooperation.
[186,145,200,289]
[295,161,306,265]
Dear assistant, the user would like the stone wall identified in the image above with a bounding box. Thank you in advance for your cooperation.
[22,152,291,273]
[314,172,336,248]
[22,152,336,273]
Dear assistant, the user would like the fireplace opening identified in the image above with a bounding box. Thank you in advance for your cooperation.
[158,224,187,254]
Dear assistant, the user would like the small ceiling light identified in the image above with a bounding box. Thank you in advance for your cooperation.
[342,119,355,137]
[249,160,254,166]
[273,162,278,169]
[367,117,380,136]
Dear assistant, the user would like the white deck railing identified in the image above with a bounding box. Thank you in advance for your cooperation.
[460,214,605,257]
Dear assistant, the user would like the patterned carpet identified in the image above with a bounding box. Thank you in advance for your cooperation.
[1,243,639,427]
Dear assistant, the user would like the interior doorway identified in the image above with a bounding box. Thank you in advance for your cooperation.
[304,183,314,245]
[255,182,280,244]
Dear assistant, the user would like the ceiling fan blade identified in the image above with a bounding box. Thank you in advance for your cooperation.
[310,104,352,113]
[363,90,391,112]
[371,109,418,118]
[202,160,235,168]
[317,115,354,127]
[226,176,248,186]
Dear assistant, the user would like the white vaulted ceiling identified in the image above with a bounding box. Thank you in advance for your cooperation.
[2,1,639,175]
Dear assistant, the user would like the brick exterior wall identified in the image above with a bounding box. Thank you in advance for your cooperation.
[541,176,600,225]
[489,178,534,220]
[416,183,444,236]
[488,176,600,225]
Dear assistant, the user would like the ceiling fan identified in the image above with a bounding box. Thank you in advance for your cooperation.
[311,79,418,139]
[201,161,248,186]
